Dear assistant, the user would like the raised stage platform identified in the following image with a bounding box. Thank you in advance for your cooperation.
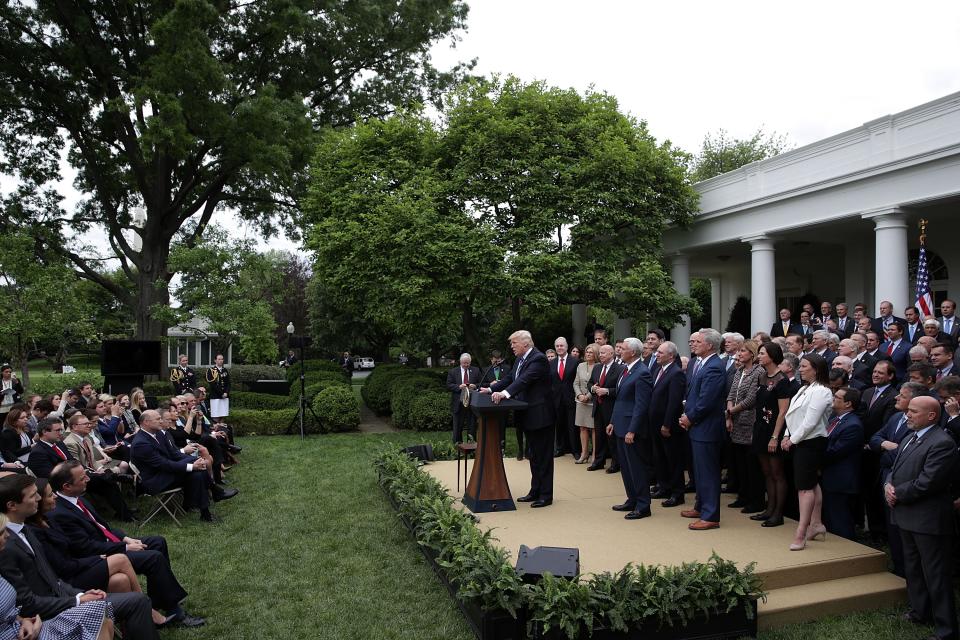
[423,456,906,630]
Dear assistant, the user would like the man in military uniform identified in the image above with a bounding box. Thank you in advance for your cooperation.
[205,353,230,420]
[170,354,197,394]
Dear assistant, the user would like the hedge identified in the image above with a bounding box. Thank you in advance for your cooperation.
[312,386,360,433]
[361,365,411,415]
[302,379,349,405]
[230,391,292,410]
[228,408,298,436]
[285,359,348,383]
[26,372,105,397]
[390,375,445,430]
[406,391,450,432]
[289,372,347,402]
[227,364,286,384]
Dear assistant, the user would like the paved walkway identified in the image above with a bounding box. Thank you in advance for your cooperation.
[356,384,397,433]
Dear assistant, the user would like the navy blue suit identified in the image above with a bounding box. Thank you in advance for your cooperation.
[684,354,727,522]
[649,363,686,499]
[489,348,556,500]
[870,411,912,575]
[26,442,73,479]
[822,413,864,540]
[129,429,211,511]
[879,339,911,382]
[609,361,654,512]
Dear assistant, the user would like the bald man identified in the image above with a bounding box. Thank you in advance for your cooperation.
[884,396,959,639]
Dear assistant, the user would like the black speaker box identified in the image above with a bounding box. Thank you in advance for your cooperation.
[401,444,434,462]
[515,545,579,583]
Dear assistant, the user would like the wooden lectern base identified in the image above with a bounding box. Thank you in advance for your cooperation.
[462,412,516,513]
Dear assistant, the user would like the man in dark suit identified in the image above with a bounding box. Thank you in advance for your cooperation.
[587,345,622,472]
[550,337,579,459]
[857,359,899,540]
[870,382,928,577]
[0,474,159,640]
[337,351,353,377]
[812,301,835,329]
[481,331,556,508]
[797,311,814,337]
[605,337,654,520]
[810,330,837,367]
[679,329,728,530]
[445,353,481,444]
[770,308,801,339]
[129,409,232,522]
[903,307,923,345]
[879,321,911,382]
[641,329,664,371]
[822,387,864,540]
[834,302,854,338]
[648,341,686,507]
[931,344,957,382]
[46,461,204,627]
[940,299,960,347]
[26,417,73,478]
[871,300,906,336]
[885,396,959,640]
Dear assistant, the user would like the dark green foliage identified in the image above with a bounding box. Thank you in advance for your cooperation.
[689,128,791,182]
[26,372,105,397]
[289,372,347,402]
[230,392,292,411]
[228,409,298,436]
[312,386,361,433]
[285,359,348,383]
[303,379,350,405]
[726,296,751,335]
[361,365,411,415]
[227,365,287,384]
[407,392,451,432]
[391,376,446,430]
[690,277,713,331]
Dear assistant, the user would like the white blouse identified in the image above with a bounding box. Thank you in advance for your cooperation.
[783,382,833,443]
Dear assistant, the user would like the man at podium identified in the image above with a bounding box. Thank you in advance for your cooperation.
[480,330,556,507]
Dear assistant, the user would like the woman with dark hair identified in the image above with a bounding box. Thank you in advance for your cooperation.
[0,404,33,470]
[0,364,23,418]
[26,480,174,626]
[781,353,832,550]
[725,340,764,514]
[751,343,798,527]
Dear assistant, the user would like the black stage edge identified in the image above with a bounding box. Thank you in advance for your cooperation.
[378,471,758,640]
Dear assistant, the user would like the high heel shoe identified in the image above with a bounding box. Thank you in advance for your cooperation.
[805,524,827,541]
[575,457,588,464]
[789,540,806,551]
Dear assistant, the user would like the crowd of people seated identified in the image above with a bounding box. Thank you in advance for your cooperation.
[0,357,243,638]
[451,299,960,640]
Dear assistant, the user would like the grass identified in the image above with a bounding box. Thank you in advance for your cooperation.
[132,430,927,640]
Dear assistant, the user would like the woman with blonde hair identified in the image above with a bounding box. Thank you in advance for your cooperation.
[573,344,600,464]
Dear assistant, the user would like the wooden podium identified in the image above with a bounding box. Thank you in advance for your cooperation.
[462,393,527,513]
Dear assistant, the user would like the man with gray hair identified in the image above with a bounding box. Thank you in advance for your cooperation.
[720,332,744,373]
[446,353,480,443]
[649,340,687,506]
[679,329,727,530]
[810,330,837,366]
[551,337,580,460]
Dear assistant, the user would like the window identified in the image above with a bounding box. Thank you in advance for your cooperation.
[199,340,212,366]
[168,339,189,366]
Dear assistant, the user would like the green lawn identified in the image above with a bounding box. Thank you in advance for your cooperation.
[135,431,926,640]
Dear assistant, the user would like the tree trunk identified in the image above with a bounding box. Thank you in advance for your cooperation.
[133,239,172,377]
[461,302,485,366]
[511,296,522,330]
[16,334,29,390]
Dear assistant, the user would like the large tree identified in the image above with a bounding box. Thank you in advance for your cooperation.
[0,0,470,341]
[689,127,791,182]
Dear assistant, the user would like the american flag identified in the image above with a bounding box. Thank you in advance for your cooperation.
[916,244,934,317]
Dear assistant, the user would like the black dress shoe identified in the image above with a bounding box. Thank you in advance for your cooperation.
[650,490,670,499]
[170,613,206,628]
[661,497,685,508]
[587,462,604,471]
[740,504,766,514]
[684,482,696,493]
[611,502,636,512]
[200,510,220,522]
[902,610,928,625]
[531,499,552,508]
[761,517,784,527]
[553,450,565,458]
[606,465,620,474]
[228,444,242,453]
[750,512,772,521]
[516,493,537,502]
[213,487,239,502]
[625,509,651,520]
[727,499,747,508]
[517,454,524,461]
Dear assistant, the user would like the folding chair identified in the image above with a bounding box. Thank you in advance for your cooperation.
[127,462,186,528]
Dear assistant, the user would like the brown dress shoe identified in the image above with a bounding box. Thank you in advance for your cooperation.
[688,520,720,531]
[680,509,701,519]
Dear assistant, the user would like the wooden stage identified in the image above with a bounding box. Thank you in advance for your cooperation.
[423,456,906,630]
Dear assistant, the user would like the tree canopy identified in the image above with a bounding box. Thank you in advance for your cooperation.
[689,127,791,182]
[0,0,471,343]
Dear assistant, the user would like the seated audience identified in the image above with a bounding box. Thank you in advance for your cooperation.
[26,417,73,478]
[0,405,31,472]
[62,414,134,521]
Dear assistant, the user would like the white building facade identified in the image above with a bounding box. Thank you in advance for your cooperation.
[663,91,960,351]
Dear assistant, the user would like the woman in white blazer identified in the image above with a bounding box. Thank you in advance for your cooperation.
[781,353,833,550]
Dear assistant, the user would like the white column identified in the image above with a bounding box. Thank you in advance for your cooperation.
[571,304,587,346]
[671,253,691,355]
[862,208,909,314]
[742,235,776,336]
[710,277,722,330]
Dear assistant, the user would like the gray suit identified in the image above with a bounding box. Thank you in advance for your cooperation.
[888,425,959,639]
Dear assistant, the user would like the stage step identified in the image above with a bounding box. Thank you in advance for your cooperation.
[756,550,890,590]
[759,572,906,630]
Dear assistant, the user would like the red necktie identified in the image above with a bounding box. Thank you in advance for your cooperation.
[887,342,894,355]
[654,367,665,386]
[52,445,66,460]
[463,368,468,384]
[827,416,840,435]
[558,357,565,379]
[76,500,122,543]
[597,365,608,404]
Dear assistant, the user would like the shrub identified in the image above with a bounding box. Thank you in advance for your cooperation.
[391,376,445,430]
[407,391,451,432]
[312,386,360,433]
[413,367,447,384]
[228,408,298,436]
[361,366,410,415]
[228,364,286,384]
[286,359,348,383]
[302,379,349,404]
[26,371,105,397]
[289,372,347,402]
[143,381,175,397]
[230,392,292,410]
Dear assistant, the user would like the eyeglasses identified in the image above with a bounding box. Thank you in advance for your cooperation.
[73,421,91,427]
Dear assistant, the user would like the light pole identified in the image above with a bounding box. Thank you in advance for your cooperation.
[285,322,317,438]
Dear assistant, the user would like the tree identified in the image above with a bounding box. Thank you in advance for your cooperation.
[0,0,471,342]
[689,128,791,182]
[0,233,94,386]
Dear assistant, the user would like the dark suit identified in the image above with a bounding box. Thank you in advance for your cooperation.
[834,316,854,338]
[888,426,959,640]
[811,314,836,329]
[589,361,622,468]
[871,315,906,336]
[550,354,579,457]
[857,384,897,537]
[684,354,727,523]
[446,365,481,443]
[905,323,923,345]
[770,321,802,338]
[488,348,556,500]
[0,525,158,639]
[940,316,960,347]
[609,361,653,512]
[48,496,188,611]
[813,349,837,367]
[129,430,211,511]
[0,427,30,463]
[879,339,912,382]
[26,441,73,478]
[821,413,864,540]
[649,363,686,499]
[870,411,913,576]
